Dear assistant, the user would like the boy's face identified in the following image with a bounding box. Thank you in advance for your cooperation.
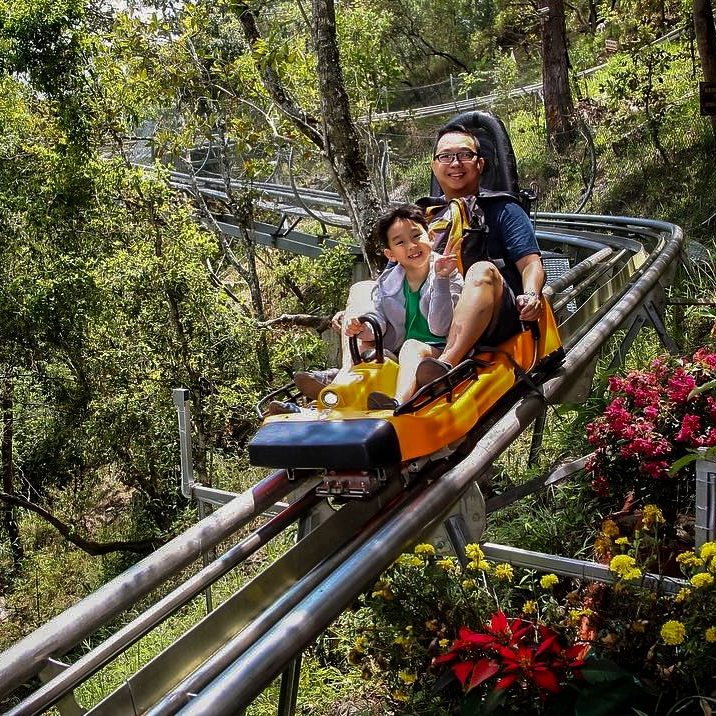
[383,218,432,270]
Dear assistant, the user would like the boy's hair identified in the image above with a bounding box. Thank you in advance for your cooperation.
[372,203,429,249]
[431,122,481,157]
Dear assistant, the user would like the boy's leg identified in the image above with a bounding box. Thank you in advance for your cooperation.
[394,340,442,403]
[294,280,376,399]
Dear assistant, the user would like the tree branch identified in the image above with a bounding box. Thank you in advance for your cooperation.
[236,2,325,149]
[0,492,166,556]
[259,313,332,333]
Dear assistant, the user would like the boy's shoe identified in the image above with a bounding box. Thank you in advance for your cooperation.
[266,400,302,416]
[294,368,340,399]
[415,358,451,388]
[367,392,399,411]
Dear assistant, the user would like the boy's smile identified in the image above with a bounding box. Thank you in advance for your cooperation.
[384,218,432,273]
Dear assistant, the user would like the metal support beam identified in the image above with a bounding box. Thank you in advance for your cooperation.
[695,457,716,548]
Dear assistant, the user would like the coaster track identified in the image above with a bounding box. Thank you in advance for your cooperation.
[0,212,684,715]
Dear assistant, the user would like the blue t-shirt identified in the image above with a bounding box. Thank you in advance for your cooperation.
[427,195,539,297]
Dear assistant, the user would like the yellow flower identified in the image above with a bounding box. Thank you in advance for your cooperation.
[392,690,409,703]
[642,504,665,529]
[436,557,458,573]
[540,573,559,589]
[399,671,417,684]
[467,558,491,572]
[353,635,367,653]
[674,588,692,603]
[425,619,439,631]
[705,626,716,643]
[461,578,477,590]
[676,552,705,569]
[615,537,630,545]
[397,554,423,568]
[394,634,411,647]
[414,543,436,556]
[609,555,642,581]
[690,572,714,589]
[594,534,612,560]
[465,543,485,561]
[523,600,537,615]
[660,620,686,645]
[700,542,716,562]
[494,563,514,582]
[602,519,620,538]
[439,638,450,648]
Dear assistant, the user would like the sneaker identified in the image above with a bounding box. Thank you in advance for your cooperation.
[367,391,398,411]
[415,358,451,388]
[294,368,340,399]
[266,400,302,416]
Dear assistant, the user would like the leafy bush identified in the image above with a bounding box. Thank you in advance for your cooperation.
[585,348,716,516]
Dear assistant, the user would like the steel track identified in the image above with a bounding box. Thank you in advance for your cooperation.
[0,213,683,715]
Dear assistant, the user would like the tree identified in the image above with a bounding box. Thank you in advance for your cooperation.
[694,0,716,138]
[539,0,577,153]
[237,0,385,273]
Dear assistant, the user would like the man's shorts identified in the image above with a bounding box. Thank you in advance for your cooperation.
[478,279,523,347]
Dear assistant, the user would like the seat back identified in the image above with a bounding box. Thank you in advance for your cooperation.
[430,110,522,197]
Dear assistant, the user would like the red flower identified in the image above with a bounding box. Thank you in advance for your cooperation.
[666,368,697,404]
[674,413,702,444]
[433,612,590,698]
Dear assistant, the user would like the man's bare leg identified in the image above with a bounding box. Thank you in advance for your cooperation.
[295,280,376,399]
[337,280,377,371]
[438,262,504,368]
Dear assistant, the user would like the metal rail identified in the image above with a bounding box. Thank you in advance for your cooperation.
[0,214,683,715]
[174,218,683,715]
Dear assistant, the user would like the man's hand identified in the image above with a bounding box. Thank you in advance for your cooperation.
[434,253,457,278]
[516,292,542,321]
[331,310,345,334]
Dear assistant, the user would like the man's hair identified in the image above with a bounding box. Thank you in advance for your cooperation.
[432,122,481,158]
[372,203,429,249]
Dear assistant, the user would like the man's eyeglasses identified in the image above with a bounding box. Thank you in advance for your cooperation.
[433,150,479,164]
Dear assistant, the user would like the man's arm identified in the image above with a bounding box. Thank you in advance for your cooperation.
[515,253,545,321]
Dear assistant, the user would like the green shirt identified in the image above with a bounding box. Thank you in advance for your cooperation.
[403,279,443,344]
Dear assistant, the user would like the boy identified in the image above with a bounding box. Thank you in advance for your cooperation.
[344,203,463,410]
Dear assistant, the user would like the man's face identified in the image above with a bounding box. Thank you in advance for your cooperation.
[432,131,483,199]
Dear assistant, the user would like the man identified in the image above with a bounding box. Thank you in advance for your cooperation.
[294,120,544,399]
[413,123,544,384]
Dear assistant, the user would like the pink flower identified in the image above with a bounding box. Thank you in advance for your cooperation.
[674,414,702,443]
[666,369,697,404]
[640,460,670,479]
[603,398,633,437]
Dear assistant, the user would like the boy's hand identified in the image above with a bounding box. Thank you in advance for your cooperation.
[344,317,372,338]
[434,253,457,278]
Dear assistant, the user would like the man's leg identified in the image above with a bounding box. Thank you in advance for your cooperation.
[295,280,376,399]
[439,262,504,367]
[338,280,376,371]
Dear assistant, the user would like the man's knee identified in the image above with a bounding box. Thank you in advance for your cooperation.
[464,261,501,288]
[345,280,376,320]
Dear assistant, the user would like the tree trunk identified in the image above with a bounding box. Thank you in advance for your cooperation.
[311,0,384,273]
[694,0,716,138]
[237,1,383,273]
[2,375,23,572]
[540,0,577,153]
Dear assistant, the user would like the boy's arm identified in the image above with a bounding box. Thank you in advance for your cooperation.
[426,258,463,337]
